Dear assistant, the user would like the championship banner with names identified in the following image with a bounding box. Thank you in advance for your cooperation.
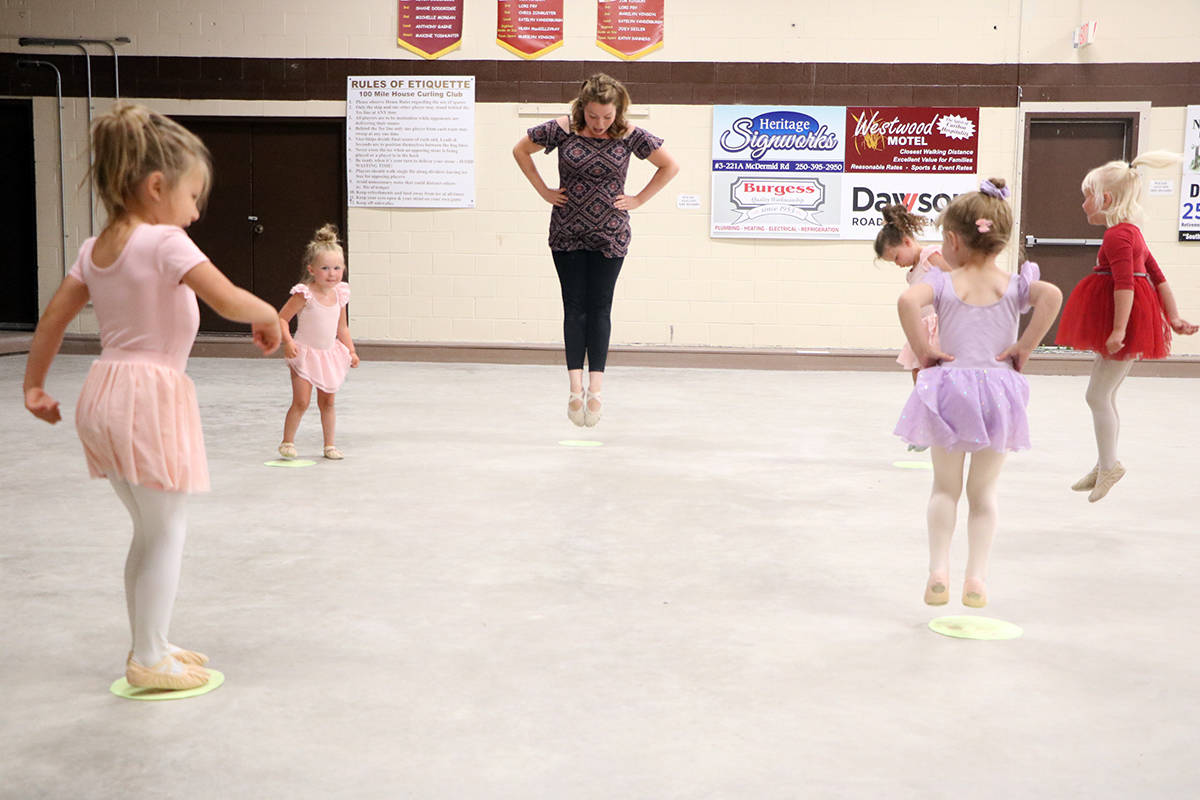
[596,0,664,60]
[397,1,464,60]
[711,105,980,240]
[497,0,564,59]
[1179,104,1200,242]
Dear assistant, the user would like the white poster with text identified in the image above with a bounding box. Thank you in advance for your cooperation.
[1179,104,1200,242]
[346,75,475,208]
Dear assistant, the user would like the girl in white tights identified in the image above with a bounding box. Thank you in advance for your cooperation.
[895,179,1062,608]
[1055,152,1197,502]
[24,104,280,690]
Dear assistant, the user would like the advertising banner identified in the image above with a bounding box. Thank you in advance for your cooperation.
[845,107,979,173]
[711,105,979,240]
[1179,104,1200,242]
[397,1,463,59]
[711,105,844,239]
[596,0,664,60]
[497,0,564,59]
[841,172,983,238]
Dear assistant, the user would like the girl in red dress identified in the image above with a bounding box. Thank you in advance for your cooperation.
[1056,151,1198,501]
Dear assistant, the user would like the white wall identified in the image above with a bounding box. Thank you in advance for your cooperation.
[5,0,1198,63]
[7,2,1199,354]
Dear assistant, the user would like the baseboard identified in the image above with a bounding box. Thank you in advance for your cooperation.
[26,334,1200,377]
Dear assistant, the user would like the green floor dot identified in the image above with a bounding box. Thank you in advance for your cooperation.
[264,459,317,468]
[929,615,1023,640]
[893,460,932,470]
[110,668,225,700]
[558,440,603,447]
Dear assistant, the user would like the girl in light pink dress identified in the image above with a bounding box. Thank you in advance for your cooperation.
[277,224,358,461]
[23,103,281,691]
[874,203,950,382]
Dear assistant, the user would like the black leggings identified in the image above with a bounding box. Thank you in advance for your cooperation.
[552,249,625,372]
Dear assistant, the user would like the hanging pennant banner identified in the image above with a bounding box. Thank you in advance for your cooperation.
[397,1,464,59]
[596,0,664,60]
[496,0,564,59]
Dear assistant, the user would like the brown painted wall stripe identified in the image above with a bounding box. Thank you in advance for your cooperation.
[3,55,1198,106]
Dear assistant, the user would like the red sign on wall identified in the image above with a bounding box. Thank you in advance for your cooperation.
[596,0,664,61]
[397,1,464,60]
[496,0,564,60]
[845,107,979,174]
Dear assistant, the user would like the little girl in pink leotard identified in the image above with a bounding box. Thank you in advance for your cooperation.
[277,224,358,461]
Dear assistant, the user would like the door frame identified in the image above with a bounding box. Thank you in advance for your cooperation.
[174,114,350,261]
[1013,101,1150,260]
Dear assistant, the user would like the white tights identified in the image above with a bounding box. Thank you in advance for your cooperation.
[1085,356,1134,470]
[927,447,1006,582]
[108,478,188,667]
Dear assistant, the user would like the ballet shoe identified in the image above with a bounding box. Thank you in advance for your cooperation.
[278,442,297,459]
[323,445,344,460]
[962,578,988,608]
[1088,462,1125,503]
[567,390,585,426]
[924,577,949,606]
[1071,466,1099,492]
[125,654,209,691]
[128,645,209,667]
[583,390,602,427]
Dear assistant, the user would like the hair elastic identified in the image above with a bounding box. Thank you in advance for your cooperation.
[979,179,1010,200]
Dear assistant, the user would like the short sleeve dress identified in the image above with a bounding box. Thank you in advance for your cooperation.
[526,119,663,258]
[69,224,210,492]
[286,282,352,393]
[896,244,944,369]
[894,262,1041,453]
[1054,222,1171,360]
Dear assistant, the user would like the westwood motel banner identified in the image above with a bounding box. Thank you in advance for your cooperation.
[711,106,980,240]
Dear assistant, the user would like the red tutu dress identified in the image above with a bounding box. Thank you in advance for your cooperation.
[1055,223,1171,360]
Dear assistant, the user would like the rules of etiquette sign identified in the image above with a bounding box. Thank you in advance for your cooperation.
[346,76,475,209]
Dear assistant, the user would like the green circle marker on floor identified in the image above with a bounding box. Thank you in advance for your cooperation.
[929,615,1022,640]
[558,440,603,447]
[110,668,225,701]
[264,459,316,468]
[893,460,932,470]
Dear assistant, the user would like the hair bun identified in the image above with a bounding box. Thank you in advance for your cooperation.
[987,177,1007,190]
[313,223,339,243]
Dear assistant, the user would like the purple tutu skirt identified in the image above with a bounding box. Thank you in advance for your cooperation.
[894,366,1030,453]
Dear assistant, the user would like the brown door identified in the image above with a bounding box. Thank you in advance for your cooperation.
[178,118,347,333]
[2,99,39,329]
[1019,114,1135,342]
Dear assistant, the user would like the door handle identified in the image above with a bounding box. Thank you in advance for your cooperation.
[1025,235,1103,247]
[253,223,265,235]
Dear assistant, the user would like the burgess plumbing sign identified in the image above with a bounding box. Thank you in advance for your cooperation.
[711,106,845,238]
[711,105,979,240]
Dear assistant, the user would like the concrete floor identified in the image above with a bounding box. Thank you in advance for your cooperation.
[2,354,1198,799]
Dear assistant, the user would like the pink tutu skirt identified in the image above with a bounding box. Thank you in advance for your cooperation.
[287,341,351,393]
[897,312,940,370]
[74,351,209,493]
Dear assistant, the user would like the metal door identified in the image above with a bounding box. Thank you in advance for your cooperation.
[1019,114,1136,342]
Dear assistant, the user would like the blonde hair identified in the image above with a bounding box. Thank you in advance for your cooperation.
[90,101,211,221]
[300,223,344,283]
[937,178,1013,256]
[873,203,927,258]
[569,74,631,139]
[1082,150,1183,227]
